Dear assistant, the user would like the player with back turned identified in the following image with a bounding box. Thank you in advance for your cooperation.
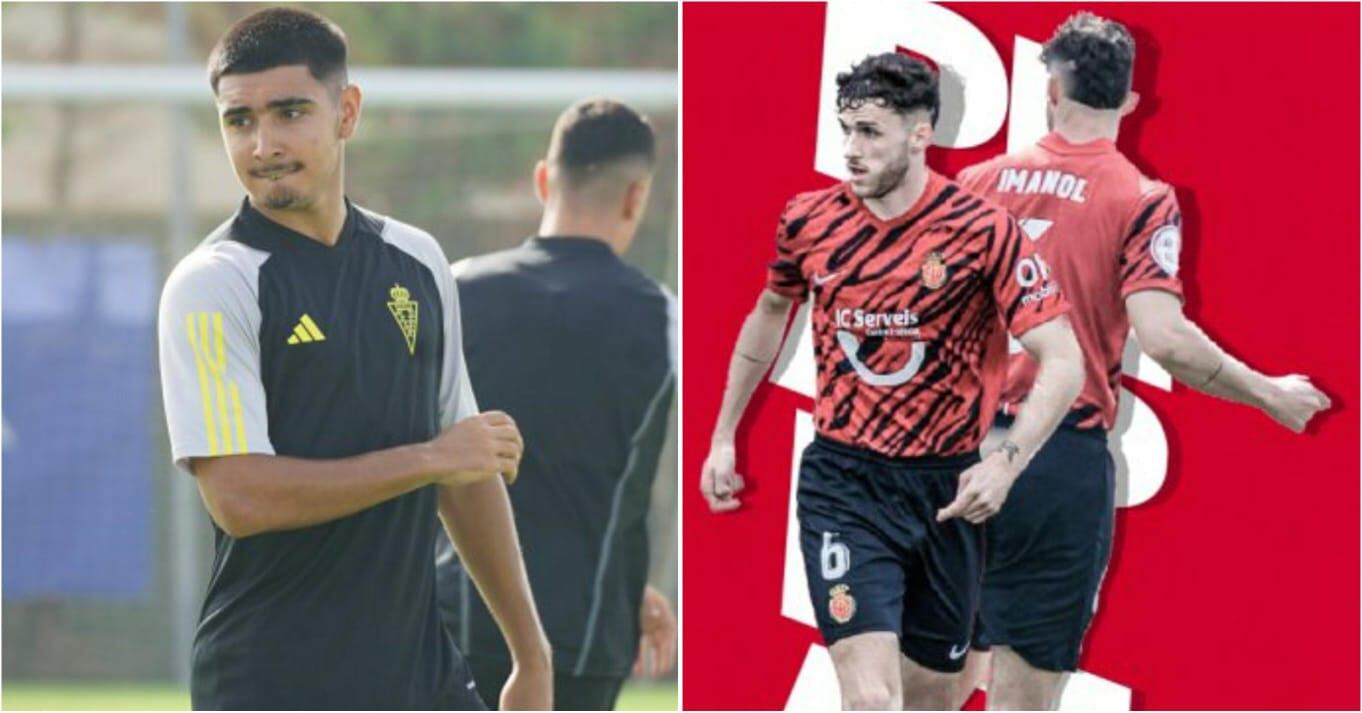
[700,53,1086,709]
[952,13,1332,710]
[436,99,677,710]
[156,8,551,709]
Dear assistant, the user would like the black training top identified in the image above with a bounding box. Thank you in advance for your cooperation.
[435,236,675,678]
[158,198,479,709]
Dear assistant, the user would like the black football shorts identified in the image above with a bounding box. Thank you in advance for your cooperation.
[797,435,984,673]
[971,415,1116,672]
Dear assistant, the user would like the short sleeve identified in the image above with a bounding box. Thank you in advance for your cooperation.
[1120,184,1184,301]
[445,252,481,419]
[765,198,809,300]
[441,274,480,427]
[985,213,1070,338]
[158,245,274,472]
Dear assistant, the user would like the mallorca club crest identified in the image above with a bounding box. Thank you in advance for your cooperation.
[828,584,856,624]
[386,283,419,355]
[921,250,948,290]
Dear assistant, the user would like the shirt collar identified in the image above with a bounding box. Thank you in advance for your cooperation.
[1038,131,1117,156]
[238,196,358,253]
[525,235,618,258]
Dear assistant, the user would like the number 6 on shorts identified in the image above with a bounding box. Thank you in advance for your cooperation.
[821,531,850,580]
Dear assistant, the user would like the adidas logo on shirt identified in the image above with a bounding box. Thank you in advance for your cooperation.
[286,314,326,345]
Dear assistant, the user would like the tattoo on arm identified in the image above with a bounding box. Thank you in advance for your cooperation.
[998,440,1021,464]
[1202,359,1225,387]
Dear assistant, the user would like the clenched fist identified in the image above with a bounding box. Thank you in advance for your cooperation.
[1261,374,1331,433]
[700,441,744,513]
[428,411,524,486]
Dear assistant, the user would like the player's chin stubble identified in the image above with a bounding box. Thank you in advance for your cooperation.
[860,166,907,199]
[261,183,310,210]
[865,152,912,199]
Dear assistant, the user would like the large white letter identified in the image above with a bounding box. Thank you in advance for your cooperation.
[816,0,1009,181]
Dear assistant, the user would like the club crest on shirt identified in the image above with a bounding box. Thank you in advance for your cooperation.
[386,283,419,355]
[921,250,948,290]
[828,584,856,624]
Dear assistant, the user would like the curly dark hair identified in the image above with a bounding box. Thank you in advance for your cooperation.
[1040,12,1134,110]
[208,7,348,96]
[836,52,940,127]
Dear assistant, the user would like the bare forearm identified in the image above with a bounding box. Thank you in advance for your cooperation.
[1150,320,1270,408]
[1006,354,1083,464]
[712,294,792,443]
[1005,323,1085,466]
[192,446,437,538]
[438,479,550,669]
[1127,289,1332,432]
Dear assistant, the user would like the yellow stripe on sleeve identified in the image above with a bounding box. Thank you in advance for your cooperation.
[186,312,219,456]
[210,313,234,455]
[230,382,248,453]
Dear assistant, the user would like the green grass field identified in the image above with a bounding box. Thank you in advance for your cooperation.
[2,681,676,711]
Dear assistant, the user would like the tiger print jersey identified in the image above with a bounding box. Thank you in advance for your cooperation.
[766,170,1069,458]
[957,132,1184,431]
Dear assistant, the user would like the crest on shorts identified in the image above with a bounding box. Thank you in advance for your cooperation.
[921,250,948,290]
[386,283,419,356]
[828,584,856,624]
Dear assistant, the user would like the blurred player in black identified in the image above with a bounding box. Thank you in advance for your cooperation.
[436,99,676,710]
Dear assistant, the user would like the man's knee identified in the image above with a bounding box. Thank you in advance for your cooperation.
[987,646,1064,711]
[830,632,903,711]
[900,655,959,711]
[902,685,952,711]
[843,682,899,711]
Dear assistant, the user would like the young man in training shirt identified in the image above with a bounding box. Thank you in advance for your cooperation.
[699,53,1086,710]
[953,13,1332,710]
[157,8,551,709]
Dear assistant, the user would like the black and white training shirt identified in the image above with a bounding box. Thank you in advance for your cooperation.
[159,198,479,709]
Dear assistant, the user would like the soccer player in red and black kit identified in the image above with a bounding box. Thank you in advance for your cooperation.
[700,54,1085,710]
[952,14,1332,710]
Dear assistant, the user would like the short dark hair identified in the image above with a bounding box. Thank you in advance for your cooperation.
[1040,13,1135,110]
[207,7,349,95]
[547,98,656,183]
[836,52,940,127]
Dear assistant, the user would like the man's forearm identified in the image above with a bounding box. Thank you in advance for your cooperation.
[711,294,793,443]
[1004,324,1085,467]
[1149,319,1271,408]
[192,446,437,538]
[438,478,550,670]
[1127,290,1330,433]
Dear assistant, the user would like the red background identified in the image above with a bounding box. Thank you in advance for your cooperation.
[682,3,1360,710]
